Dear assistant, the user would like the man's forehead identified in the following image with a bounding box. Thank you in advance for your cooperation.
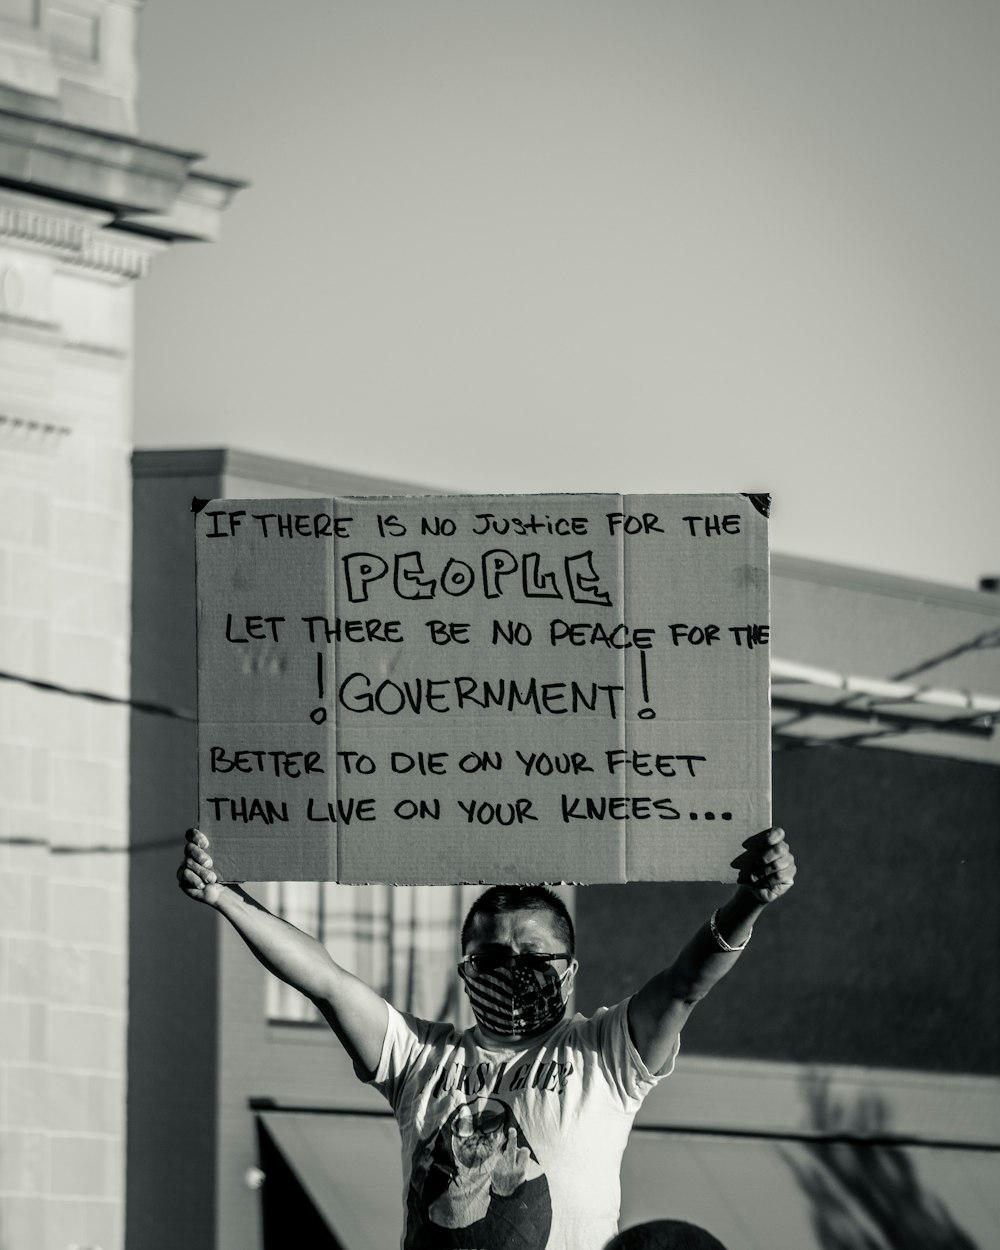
[465,907,564,948]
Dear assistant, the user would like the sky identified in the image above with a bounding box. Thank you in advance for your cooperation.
[134,1,1000,591]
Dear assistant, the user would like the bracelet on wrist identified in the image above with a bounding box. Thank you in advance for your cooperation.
[709,908,752,953]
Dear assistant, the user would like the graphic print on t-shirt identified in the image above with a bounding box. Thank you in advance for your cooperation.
[404,1096,552,1249]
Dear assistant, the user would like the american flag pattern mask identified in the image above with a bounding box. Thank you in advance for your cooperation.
[459,960,569,1040]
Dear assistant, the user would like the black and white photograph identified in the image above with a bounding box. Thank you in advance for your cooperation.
[0,4,998,1249]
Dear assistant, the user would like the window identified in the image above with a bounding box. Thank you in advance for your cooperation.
[264,882,482,1028]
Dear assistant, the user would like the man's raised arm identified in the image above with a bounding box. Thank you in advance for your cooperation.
[177,828,389,1079]
[627,826,796,1075]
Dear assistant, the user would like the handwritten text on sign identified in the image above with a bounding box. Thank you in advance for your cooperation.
[195,494,770,884]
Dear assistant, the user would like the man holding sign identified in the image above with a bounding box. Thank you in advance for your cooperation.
[178,823,795,1249]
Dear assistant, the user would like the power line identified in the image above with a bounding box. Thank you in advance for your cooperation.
[0,667,195,721]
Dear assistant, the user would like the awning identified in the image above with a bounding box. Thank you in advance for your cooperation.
[622,1129,1000,1249]
[257,1111,1000,1250]
[258,1111,403,1250]
[770,656,1000,749]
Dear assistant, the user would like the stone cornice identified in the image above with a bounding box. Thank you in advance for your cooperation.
[76,229,154,279]
[118,169,247,244]
[0,194,155,278]
[0,198,89,251]
[0,106,197,210]
[0,106,244,243]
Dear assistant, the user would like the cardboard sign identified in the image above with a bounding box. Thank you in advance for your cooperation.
[195,493,770,884]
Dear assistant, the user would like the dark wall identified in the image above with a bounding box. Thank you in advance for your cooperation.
[575,747,1000,1075]
[127,472,223,1250]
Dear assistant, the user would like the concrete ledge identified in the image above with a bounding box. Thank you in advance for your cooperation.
[0,107,243,241]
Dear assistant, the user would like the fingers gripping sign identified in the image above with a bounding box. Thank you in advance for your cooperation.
[177,827,225,907]
[730,826,796,905]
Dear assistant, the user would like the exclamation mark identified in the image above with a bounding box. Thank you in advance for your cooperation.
[637,651,656,719]
[310,651,327,724]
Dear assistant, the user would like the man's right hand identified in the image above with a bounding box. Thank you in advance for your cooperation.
[177,827,224,906]
[174,826,390,1077]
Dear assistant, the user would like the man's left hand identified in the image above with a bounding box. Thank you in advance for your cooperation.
[730,826,796,905]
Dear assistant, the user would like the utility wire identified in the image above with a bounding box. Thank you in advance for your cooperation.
[888,626,1000,683]
[0,667,195,721]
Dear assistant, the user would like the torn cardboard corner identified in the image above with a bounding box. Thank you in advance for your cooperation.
[195,492,770,885]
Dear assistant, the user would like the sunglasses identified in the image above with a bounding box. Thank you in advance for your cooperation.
[459,951,572,976]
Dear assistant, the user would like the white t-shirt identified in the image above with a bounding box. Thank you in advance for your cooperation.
[370,999,676,1250]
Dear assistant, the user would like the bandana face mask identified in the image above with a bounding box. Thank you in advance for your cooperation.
[458,953,572,1041]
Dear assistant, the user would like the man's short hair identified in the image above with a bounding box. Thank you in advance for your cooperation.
[605,1220,729,1250]
[461,885,575,955]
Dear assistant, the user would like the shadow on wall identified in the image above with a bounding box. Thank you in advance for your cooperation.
[784,1075,979,1250]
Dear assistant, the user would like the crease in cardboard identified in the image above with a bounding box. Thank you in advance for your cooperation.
[331,496,344,882]
[615,492,629,884]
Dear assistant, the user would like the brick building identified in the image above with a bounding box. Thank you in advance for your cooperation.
[0,8,239,1248]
